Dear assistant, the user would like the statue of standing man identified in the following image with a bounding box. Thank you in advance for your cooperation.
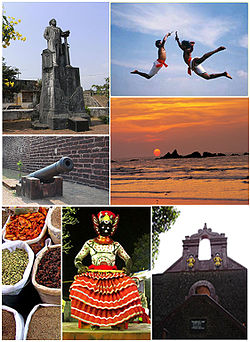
[44,18,70,66]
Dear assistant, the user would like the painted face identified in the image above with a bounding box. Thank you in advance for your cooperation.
[99,222,113,236]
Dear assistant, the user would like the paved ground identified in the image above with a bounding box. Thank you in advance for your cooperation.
[2,169,109,205]
[3,119,109,135]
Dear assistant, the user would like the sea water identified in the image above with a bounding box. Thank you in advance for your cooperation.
[111,155,249,204]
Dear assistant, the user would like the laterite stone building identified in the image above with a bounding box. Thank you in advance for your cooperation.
[153,224,247,339]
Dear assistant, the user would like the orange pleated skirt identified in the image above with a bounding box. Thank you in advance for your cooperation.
[70,271,144,326]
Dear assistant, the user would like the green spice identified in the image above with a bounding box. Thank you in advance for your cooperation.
[2,248,29,285]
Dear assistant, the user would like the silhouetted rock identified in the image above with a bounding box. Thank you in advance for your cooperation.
[203,152,217,158]
[243,152,249,156]
[185,151,202,158]
[159,149,229,160]
[160,149,181,159]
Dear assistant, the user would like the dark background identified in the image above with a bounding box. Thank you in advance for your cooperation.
[63,206,151,299]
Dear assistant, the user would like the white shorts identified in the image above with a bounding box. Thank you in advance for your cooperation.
[148,60,162,77]
[191,58,207,76]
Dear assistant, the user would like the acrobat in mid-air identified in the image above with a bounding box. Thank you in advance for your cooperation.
[175,31,232,80]
[130,32,172,79]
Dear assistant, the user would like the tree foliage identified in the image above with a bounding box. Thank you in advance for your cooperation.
[91,77,109,98]
[152,206,180,267]
[2,12,26,48]
[2,58,20,99]
[131,233,150,273]
[62,207,79,254]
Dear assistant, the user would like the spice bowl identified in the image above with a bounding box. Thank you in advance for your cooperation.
[47,207,62,244]
[31,244,61,305]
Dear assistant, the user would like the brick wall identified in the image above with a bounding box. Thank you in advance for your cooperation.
[3,136,109,191]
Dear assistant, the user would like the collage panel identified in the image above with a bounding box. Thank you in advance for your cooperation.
[3,2,109,134]
[111,97,249,205]
[152,205,248,339]
[111,2,247,96]
[62,206,151,339]
[2,206,62,340]
[2,136,109,206]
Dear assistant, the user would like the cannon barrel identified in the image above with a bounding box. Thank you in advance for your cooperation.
[26,157,74,182]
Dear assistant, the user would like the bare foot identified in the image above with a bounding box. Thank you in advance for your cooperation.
[218,46,226,51]
[225,72,232,79]
[130,70,138,74]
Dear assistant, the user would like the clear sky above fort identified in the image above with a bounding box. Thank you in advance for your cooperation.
[3,2,109,90]
[111,3,248,96]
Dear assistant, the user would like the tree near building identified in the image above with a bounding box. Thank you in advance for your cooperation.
[2,58,20,101]
[152,206,180,267]
[62,207,79,254]
[91,77,109,98]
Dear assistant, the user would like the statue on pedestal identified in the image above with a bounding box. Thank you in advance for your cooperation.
[69,211,144,329]
[36,19,89,130]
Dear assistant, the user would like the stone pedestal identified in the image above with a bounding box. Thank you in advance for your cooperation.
[38,49,90,130]
[16,175,63,199]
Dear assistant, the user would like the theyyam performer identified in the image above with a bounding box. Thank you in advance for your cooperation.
[70,210,144,329]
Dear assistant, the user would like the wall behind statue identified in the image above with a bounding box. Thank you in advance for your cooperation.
[3,136,109,191]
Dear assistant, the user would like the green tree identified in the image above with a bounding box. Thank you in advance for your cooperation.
[91,77,109,98]
[2,58,20,100]
[131,233,150,273]
[2,12,26,48]
[152,206,180,267]
[62,207,79,254]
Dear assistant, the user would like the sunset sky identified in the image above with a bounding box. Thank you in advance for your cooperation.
[111,98,249,159]
[111,3,248,96]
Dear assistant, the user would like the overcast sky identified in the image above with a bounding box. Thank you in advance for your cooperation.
[111,2,248,96]
[153,205,250,274]
[3,2,109,90]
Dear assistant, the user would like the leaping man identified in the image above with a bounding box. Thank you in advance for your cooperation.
[175,31,232,80]
[131,32,172,79]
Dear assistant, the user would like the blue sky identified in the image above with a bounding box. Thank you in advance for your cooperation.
[3,2,109,90]
[111,3,248,96]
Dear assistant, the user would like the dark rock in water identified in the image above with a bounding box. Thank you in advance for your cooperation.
[111,160,117,163]
[243,152,249,156]
[129,159,139,162]
[160,149,228,160]
[185,151,202,158]
[160,149,181,159]
[203,151,217,158]
[231,153,240,156]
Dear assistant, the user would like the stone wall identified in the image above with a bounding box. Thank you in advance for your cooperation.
[3,136,109,191]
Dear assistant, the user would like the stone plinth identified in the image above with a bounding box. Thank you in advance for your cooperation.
[38,49,89,130]
[16,175,63,199]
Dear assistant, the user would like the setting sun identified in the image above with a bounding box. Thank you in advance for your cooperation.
[153,148,161,157]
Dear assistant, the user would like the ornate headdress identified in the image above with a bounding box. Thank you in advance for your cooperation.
[92,211,119,236]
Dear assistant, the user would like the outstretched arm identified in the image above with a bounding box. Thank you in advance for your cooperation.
[175,31,184,50]
[161,32,172,46]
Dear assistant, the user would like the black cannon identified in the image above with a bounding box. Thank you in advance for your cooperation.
[16,157,74,199]
[26,157,74,182]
